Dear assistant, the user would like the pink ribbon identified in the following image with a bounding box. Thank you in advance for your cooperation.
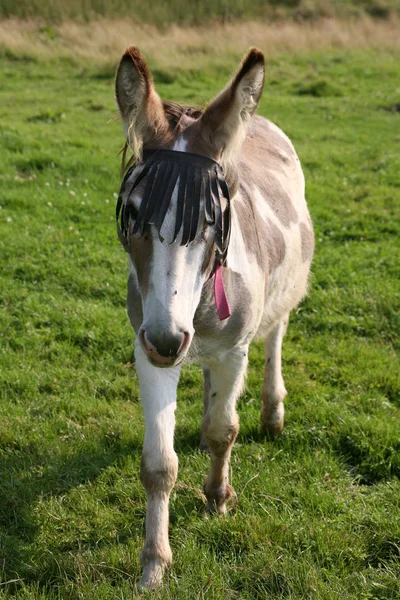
[213,262,231,321]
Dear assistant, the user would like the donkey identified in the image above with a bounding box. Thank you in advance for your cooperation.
[114,46,314,588]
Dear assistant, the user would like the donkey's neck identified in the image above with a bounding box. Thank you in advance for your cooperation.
[221,158,240,199]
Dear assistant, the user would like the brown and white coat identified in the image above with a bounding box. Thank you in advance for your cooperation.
[115,47,314,589]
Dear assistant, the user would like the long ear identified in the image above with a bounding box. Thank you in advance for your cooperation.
[115,47,169,155]
[201,48,265,159]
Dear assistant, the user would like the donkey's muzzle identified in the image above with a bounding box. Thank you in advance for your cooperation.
[139,328,190,367]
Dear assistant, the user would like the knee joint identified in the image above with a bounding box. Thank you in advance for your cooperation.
[140,454,178,494]
[141,541,172,569]
[202,421,239,456]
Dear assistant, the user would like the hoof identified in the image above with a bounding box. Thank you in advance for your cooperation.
[261,402,284,436]
[205,483,236,515]
[262,416,284,436]
[139,560,165,590]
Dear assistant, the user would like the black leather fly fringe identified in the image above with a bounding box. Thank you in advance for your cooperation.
[116,149,231,263]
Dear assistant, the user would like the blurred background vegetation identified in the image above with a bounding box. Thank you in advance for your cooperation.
[0,0,398,25]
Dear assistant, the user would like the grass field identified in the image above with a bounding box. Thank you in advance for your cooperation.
[0,18,399,599]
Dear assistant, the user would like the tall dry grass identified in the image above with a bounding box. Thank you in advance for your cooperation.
[1,0,398,26]
[0,16,399,68]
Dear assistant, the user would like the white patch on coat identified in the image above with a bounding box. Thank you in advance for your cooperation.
[172,137,188,152]
[267,120,297,155]
[142,234,208,338]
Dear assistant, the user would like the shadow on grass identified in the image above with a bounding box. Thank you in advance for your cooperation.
[238,420,400,486]
[174,426,205,454]
[2,413,398,594]
[333,431,400,485]
[0,436,142,592]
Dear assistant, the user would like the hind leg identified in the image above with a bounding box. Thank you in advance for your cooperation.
[261,316,289,434]
[199,367,210,452]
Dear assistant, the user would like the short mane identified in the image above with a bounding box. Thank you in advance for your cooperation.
[162,101,203,129]
[120,101,203,175]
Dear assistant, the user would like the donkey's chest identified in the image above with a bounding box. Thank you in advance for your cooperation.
[191,271,264,362]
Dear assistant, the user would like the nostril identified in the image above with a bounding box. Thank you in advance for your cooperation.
[140,330,157,354]
[180,331,191,353]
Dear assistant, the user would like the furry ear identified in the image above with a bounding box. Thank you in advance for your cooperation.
[115,47,168,155]
[200,48,265,159]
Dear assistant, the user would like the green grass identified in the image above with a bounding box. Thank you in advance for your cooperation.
[0,44,399,599]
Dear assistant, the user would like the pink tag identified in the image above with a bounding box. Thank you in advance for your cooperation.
[214,263,231,321]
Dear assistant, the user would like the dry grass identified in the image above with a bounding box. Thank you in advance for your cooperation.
[1,16,399,67]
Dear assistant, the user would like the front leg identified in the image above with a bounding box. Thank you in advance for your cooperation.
[202,347,248,514]
[135,342,181,589]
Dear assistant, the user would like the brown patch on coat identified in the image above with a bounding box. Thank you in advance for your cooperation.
[140,541,172,569]
[262,172,298,227]
[129,233,152,296]
[200,230,217,277]
[300,221,315,262]
[233,184,262,263]
[265,218,286,269]
[204,424,239,456]
[127,271,143,333]
[140,454,178,495]
[202,422,239,513]
[235,183,286,272]
[202,423,238,482]
[239,158,298,228]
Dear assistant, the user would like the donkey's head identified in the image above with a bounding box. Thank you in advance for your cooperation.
[115,47,265,367]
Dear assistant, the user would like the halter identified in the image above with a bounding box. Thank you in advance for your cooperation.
[116,149,231,320]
